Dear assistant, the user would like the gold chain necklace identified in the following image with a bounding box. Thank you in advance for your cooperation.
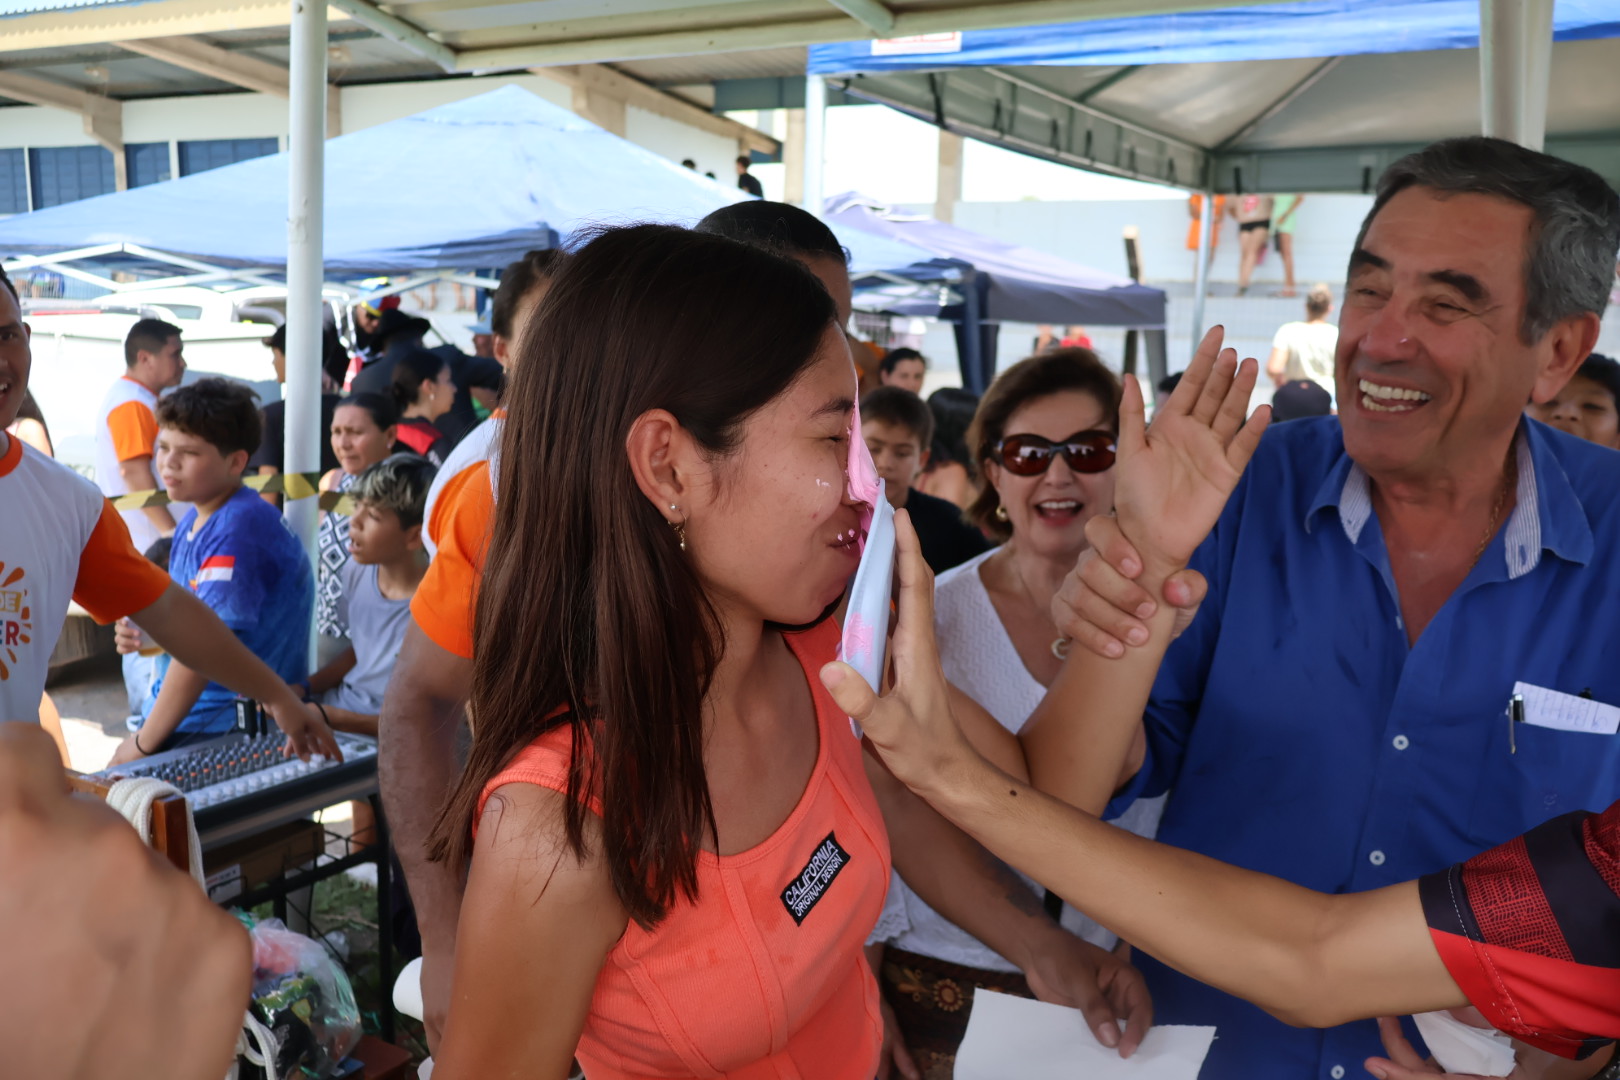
[1470,453,1516,568]
[996,549,1072,660]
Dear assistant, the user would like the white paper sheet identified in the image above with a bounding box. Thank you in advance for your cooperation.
[955,990,1217,1079]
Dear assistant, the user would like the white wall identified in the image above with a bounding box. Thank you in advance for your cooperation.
[903,193,1620,394]
[934,194,1378,287]
[0,106,93,147]
[624,104,736,179]
[337,74,571,134]
[123,92,288,143]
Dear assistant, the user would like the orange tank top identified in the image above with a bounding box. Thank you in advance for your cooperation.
[476,618,890,1079]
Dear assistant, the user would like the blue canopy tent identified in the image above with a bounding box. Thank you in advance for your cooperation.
[0,85,748,272]
[805,1,1620,197]
[810,0,1620,73]
[825,192,1168,392]
[808,0,1620,371]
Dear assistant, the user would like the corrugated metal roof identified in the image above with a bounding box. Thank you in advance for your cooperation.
[619,47,807,85]
[0,0,148,19]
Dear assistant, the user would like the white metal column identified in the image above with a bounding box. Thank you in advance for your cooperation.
[1479,0,1555,150]
[1189,190,1214,350]
[803,74,827,215]
[285,0,327,588]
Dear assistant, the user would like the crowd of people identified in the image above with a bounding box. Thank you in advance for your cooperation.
[3,134,1620,1080]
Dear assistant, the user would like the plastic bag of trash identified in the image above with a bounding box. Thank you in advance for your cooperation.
[240,915,362,1079]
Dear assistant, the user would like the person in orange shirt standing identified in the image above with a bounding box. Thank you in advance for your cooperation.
[419,249,562,562]
[1186,193,1226,283]
[97,317,189,714]
[97,318,187,551]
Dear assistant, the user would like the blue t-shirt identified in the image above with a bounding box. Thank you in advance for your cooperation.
[144,485,313,735]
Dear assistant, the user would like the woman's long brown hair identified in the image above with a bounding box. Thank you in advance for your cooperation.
[426,224,837,928]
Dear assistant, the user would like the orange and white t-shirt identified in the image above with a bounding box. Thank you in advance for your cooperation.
[0,435,170,721]
[94,375,183,555]
[422,410,502,559]
[410,457,493,660]
[412,408,504,658]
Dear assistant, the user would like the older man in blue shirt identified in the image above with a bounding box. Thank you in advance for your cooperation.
[1043,136,1620,1080]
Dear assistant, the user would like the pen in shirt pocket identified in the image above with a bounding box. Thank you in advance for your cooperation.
[1508,692,1525,755]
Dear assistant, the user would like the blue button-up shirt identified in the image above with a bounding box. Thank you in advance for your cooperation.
[1120,416,1620,1080]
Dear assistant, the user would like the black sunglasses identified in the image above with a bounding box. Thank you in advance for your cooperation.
[994,430,1117,476]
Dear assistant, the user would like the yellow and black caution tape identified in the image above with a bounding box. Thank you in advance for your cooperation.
[112,472,356,516]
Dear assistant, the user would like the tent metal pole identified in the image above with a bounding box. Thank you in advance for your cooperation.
[285,0,328,618]
[1479,0,1554,150]
[1190,187,1214,348]
[958,269,986,393]
[803,73,827,215]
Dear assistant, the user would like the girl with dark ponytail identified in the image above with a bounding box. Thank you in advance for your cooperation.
[389,347,453,465]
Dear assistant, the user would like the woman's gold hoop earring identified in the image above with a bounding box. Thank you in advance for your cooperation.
[668,504,687,552]
[994,505,1009,522]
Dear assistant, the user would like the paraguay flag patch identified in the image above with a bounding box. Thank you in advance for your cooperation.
[194,555,235,584]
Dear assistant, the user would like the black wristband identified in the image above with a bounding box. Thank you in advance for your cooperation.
[132,729,151,755]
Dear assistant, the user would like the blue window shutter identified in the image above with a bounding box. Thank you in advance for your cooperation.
[0,149,26,213]
[177,137,279,177]
[124,142,172,188]
[27,145,115,208]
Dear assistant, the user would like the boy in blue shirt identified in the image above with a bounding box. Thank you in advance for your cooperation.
[111,379,316,762]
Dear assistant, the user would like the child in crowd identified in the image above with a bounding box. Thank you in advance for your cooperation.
[917,387,978,510]
[296,454,436,735]
[1527,352,1620,448]
[861,385,991,574]
[111,379,315,764]
[878,347,927,394]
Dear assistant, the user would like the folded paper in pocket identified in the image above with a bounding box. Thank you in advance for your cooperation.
[1514,682,1620,736]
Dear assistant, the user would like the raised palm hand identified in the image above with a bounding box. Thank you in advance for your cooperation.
[1112,326,1269,576]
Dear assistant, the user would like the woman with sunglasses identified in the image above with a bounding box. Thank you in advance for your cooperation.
[869,347,1159,1078]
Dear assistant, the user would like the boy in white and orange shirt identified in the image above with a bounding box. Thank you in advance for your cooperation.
[96,317,188,552]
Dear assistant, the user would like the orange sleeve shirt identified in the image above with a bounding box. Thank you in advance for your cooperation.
[106,398,158,463]
[73,500,171,623]
[1,435,170,721]
[410,460,493,659]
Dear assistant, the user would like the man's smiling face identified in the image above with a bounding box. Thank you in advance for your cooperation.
[1335,186,1567,482]
[0,281,32,435]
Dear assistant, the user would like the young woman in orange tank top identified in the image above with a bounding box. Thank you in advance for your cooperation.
[422,222,1151,1080]
[416,224,892,1079]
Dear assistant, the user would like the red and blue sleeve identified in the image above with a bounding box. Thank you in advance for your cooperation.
[1419,801,1620,1059]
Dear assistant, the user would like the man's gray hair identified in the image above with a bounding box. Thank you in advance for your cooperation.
[350,452,437,530]
[1356,136,1620,343]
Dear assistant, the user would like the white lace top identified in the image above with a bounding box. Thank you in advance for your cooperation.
[870,548,1167,970]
